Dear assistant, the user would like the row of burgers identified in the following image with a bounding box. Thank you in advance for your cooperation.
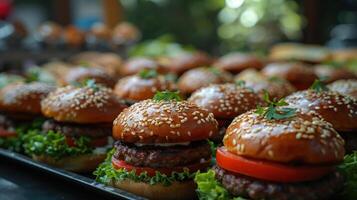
[0,43,356,200]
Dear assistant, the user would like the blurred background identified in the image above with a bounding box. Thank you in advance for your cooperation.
[1,0,356,54]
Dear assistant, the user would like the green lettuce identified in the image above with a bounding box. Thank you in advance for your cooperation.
[23,130,93,160]
[338,152,357,200]
[195,169,246,200]
[94,149,196,186]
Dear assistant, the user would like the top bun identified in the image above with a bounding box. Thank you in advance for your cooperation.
[328,79,357,100]
[188,83,263,120]
[262,62,318,90]
[158,52,212,75]
[113,99,218,143]
[119,57,164,76]
[314,65,356,83]
[41,85,127,124]
[214,52,264,74]
[285,89,357,131]
[224,110,345,164]
[178,67,233,95]
[0,82,55,115]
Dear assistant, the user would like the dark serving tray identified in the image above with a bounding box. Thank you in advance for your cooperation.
[0,149,146,200]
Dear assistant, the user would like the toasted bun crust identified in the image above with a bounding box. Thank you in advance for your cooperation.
[113,99,218,143]
[158,52,212,75]
[314,65,356,83]
[214,53,264,74]
[41,85,127,124]
[285,90,357,131]
[224,110,345,164]
[63,67,117,88]
[178,67,233,95]
[32,153,106,172]
[119,57,164,76]
[262,62,318,90]
[111,179,196,200]
[328,79,357,100]
[235,69,296,100]
[114,75,176,101]
[0,82,55,115]
[188,83,263,119]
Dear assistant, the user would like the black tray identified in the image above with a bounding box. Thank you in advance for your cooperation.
[0,149,146,200]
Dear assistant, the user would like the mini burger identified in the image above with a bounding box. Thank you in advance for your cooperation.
[114,69,176,103]
[262,62,318,90]
[314,65,356,83]
[188,83,263,142]
[235,69,296,100]
[118,57,165,77]
[24,81,127,172]
[196,97,345,200]
[177,67,233,96]
[328,79,357,100]
[62,66,117,88]
[158,51,212,75]
[0,82,55,151]
[285,80,357,152]
[94,91,219,200]
[213,52,264,74]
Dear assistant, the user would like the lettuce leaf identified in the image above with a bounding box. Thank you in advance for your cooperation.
[94,149,196,186]
[23,130,93,160]
[337,151,357,200]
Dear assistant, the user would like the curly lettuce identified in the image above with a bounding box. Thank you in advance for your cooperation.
[23,130,93,160]
[338,152,357,200]
[94,149,196,186]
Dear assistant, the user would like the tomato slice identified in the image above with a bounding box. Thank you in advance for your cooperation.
[0,128,17,138]
[66,137,108,147]
[112,157,210,177]
[216,147,335,183]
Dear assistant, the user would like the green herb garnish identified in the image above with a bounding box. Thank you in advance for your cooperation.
[153,91,182,101]
[235,80,246,87]
[195,170,246,200]
[255,92,296,120]
[138,69,158,79]
[310,79,328,92]
[23,131,93,160]
[207,67,221,76]
[83,79,100,91]
[94,149,195,186]
[337,152,357,200]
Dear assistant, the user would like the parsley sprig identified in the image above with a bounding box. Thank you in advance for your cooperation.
[139,69,158,79]
[153,91,182,101]
[255,92,296,120]
[310,79,328,92]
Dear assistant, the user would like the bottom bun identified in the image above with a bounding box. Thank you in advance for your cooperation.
[111,179,197,200]
[32,153,106,173]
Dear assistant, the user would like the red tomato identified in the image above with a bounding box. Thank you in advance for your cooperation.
[112,157,210,177]
[0,128,17,138]
[216,147,335,183]
[65,137,108,147]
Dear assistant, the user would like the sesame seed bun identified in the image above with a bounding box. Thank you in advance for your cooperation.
[262,62,318,90]
[113,99,218,143]
[178,67,233,95]
[158,52,212,75]
[285,90,357,132]
[114,75,177,101]
[188,84,263,120]
[63,67,117,88]
[328,79,357,100]
[0,82,55,116]
[119,57,164,76]
[32,153,106,172]
[41,85,127,124]
[213,52,264,74]
[235,69,296,100]
[314,65,356,83]
[110,179,196,200]
[224,110,345,164]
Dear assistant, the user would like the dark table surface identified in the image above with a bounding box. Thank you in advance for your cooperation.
[0,156,114,200]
